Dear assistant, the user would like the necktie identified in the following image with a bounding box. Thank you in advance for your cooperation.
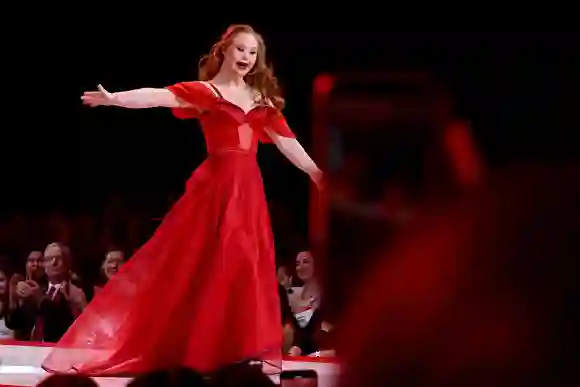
[47,286,57,300]
[31,286,58,341]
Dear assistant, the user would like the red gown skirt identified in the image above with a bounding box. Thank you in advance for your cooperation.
[41,150,282,375]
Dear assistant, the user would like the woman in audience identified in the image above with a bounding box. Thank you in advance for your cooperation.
[88,248,125,301]
[3,250,46,340]
[24,250,45,283]
[99,249,125,282]
[0,264,15,339]
[287,251,334,357]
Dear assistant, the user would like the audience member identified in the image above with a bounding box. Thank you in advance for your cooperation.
[7,243,87,342]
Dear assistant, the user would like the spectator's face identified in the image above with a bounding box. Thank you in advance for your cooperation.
[26,250,43,279]
[296,251,315,282]
[102,250,124,279]
[43,245,68,278]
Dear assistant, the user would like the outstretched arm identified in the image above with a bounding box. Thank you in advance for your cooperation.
[82,84,190,109]
[267,129,323,187]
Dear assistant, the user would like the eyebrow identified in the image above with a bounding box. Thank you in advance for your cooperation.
[236,43,258,50]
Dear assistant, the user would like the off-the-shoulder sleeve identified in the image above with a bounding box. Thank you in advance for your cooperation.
[166,81,216,119]
[258,109,297,143]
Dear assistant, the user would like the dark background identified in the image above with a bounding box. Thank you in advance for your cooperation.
[2,19,578,251]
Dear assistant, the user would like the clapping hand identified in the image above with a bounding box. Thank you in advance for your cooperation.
[15,280,43,304]
[60,282,87,316]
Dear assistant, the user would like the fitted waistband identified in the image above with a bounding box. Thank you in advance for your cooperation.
[209,149,256,156]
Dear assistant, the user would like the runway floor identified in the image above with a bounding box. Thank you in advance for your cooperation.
[0,341,340,386]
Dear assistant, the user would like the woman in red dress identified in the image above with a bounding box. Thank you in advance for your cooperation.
[41,24,323,376]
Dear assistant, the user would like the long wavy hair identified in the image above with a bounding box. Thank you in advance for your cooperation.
[0,267,10,319]
[198,24,285,110]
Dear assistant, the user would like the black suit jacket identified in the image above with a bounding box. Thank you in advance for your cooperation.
[5,284,77,342]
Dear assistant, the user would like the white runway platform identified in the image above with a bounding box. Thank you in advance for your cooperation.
[0,341,340,386]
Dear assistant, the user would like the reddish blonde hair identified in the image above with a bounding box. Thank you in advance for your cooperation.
[198,24,285,110]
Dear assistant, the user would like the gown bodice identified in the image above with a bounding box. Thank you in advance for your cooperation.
[167,81,296,155]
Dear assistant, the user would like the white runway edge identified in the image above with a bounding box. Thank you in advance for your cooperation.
[0,342,340,387]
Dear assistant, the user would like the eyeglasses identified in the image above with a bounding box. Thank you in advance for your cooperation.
[41,256,63,264]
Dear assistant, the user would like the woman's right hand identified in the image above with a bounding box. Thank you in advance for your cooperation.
[81,84,117,107]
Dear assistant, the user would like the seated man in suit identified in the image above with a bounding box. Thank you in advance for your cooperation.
[6,242,87,342]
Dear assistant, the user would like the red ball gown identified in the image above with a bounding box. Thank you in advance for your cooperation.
[41,81,296,375]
